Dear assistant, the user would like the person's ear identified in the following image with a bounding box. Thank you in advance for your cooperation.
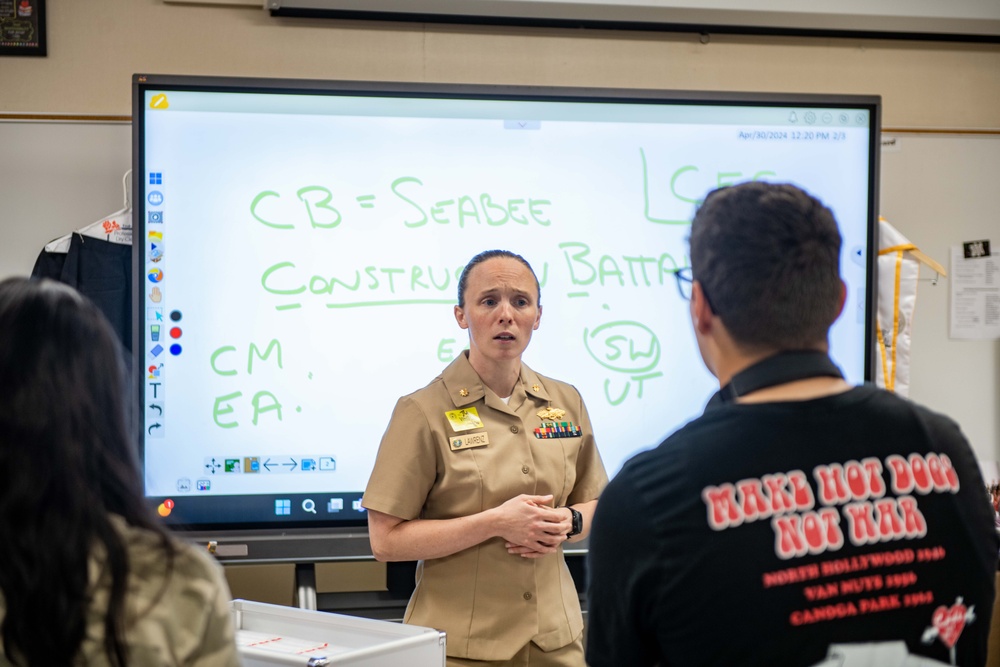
[533,304,542,331]
[690,281,714,336]
[454,305,469,330]
[835,280,847,319]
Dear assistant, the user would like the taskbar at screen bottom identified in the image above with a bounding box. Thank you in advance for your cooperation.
[148,492,368,528]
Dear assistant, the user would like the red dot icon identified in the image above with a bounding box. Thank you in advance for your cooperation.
[169,327,182,339]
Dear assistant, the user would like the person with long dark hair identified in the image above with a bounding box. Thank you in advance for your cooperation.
[0,277,239,666]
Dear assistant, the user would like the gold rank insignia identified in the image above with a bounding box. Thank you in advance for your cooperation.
[537,406,566,421]
[532,384,541,392]
[459,388,469,397]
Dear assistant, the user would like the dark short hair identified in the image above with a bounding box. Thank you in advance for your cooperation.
[457,250,541,308]
[689,182,843,350]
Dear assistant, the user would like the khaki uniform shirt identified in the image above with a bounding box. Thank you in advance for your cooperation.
[363,352,608,661]
[0,516,239,667]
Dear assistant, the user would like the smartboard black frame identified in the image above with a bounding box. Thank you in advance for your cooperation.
[132,73,880,562]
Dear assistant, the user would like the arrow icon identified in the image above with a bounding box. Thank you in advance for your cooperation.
[147,423,162,435]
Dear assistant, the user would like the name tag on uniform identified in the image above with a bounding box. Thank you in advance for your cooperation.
[450,431,490,451]
[445,407,484,432]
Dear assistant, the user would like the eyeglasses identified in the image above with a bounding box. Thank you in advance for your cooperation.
[674,267,694,301]
[674,267,717,313]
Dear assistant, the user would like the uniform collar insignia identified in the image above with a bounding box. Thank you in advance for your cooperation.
[442,352,485,406]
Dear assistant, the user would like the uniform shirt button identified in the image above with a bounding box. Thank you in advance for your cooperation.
[521,465,530,474]
[523,592,533,601]
[510,425,519,434]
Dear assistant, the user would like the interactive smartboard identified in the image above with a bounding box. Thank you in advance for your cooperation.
[133,75,878,536]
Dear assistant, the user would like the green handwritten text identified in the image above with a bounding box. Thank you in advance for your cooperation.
[210,339,287,428]
[641,148,777,225]
[391,176,552,228]
[559,242,682,288]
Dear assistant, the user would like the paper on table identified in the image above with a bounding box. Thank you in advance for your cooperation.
[236,629,344,656]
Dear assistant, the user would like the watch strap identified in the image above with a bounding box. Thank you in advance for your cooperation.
[564,506,583,537]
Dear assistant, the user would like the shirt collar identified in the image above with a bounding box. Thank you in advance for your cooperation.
[441,351,551,407]
[705,349,844,410]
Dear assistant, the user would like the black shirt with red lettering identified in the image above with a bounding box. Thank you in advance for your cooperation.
[586,385,998,667]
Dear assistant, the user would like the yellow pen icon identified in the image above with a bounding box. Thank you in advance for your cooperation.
[150,94,169,109]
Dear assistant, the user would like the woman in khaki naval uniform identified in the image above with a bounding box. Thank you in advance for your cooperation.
[362,249,607,667]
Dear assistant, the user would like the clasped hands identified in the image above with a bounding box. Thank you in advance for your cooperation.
[496,494,571,559]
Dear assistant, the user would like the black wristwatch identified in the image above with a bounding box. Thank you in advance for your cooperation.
[564,506,583,538]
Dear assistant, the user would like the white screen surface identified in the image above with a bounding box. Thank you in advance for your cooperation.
[137,81,876,527]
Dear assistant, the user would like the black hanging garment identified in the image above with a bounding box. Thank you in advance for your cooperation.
[32,232,133,352]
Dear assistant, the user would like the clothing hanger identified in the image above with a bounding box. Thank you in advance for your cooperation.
[878,216,947,285]
[44,170,133,253]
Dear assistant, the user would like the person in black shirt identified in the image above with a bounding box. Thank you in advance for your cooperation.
[585,182,998,667]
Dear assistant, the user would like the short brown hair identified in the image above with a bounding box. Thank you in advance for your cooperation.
[689,182,843,350]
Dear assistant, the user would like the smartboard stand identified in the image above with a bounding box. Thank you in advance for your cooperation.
[295,562,318,610]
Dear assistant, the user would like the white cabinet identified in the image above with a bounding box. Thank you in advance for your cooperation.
[231,599,446,666]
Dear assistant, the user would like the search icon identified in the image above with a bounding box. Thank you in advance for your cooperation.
[302,499,316,514]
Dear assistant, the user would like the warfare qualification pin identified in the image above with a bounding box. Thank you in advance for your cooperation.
[537,406,566,421]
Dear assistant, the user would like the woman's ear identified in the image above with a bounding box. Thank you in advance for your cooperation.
[454,304,469,330]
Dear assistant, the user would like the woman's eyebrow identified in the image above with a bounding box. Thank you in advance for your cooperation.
[475,286,531,298]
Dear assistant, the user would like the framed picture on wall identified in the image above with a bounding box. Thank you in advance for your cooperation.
[0,0,46,57]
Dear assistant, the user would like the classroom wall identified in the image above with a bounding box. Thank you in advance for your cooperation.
[1,1,998,463]
[879,134,1000,466]
[2,0,998,128]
